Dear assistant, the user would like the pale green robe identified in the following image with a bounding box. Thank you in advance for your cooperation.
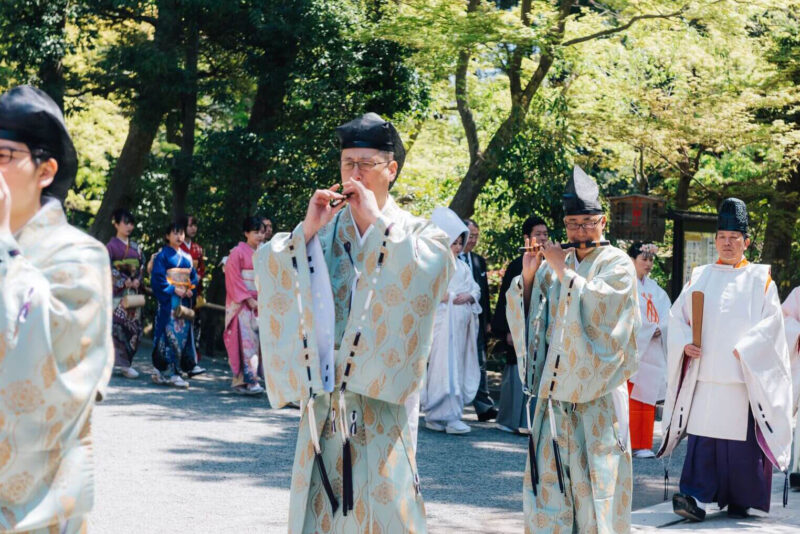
[0,201,113,532]
[506,246,639,534]
[255,197,453,534]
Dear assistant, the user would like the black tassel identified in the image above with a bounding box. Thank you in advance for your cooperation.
[528,434,538,497]
[342,439,353,515]
[664,467,669,501]
[552,438,565,494]
[784,471,789,508]
[314,452,339,515]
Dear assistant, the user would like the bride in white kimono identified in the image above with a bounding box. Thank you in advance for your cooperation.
[422,207,481,434]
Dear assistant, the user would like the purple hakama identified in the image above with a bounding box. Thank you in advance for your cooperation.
[680,411,773,512]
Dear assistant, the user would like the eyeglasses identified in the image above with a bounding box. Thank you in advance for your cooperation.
[0,147,31,164]
[340,160,391,172]
[564,217,603,231]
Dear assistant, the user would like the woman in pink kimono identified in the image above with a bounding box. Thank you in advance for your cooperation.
[224,216,267,395]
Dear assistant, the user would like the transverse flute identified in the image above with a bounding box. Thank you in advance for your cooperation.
[517,240,610,252]
[329,193,354,208]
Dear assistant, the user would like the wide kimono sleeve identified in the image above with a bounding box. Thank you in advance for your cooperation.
[737,278,792,470]
[655,284,671,341]
[255,225,327,408]
[336,215,454,405]
[467,267,482,313]
[782,287,800,411]
[107,242,127,298]
[150,251,175,300]
[662,285,694,428]
[225,246,253,304]
[505,267,550,395]
[0,231,113,526]
[548,252,639,403]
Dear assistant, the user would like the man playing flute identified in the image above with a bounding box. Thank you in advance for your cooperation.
[0,86,113,532]
[659,197,792,521]
[255,112,454,533]
[506,166,639,533]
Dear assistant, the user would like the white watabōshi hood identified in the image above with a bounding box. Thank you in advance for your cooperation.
[431,207,468,246]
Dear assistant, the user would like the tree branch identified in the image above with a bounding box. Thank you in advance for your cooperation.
[518,0,573,109]
[562,6,688,47]
[94,7,158,27]
[455,0,481,163]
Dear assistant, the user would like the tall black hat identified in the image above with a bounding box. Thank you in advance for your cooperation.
[718,197,749,235]
[563,166,603,215]
[0,85,77,203]
[336,112,406,179]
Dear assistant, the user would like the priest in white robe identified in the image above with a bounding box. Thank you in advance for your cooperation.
[421,207,481,435]
[782,286,800,489]
[659,197,792,521]
[627,242,671,458]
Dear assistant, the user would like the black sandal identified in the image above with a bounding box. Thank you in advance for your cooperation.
[673,493,706,522]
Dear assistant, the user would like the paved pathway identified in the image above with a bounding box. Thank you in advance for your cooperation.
[88,344,800,532]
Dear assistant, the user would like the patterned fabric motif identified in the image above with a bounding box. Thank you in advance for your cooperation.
[0,201,113,532]
[255,197,453,533]
[150,247,198,376]
[506,246,639,534]
[107,237,144,367]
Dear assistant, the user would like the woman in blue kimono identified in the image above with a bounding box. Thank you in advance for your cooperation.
[151,221,205,387]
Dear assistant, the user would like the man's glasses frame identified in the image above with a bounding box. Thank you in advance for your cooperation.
[0,146,32,165]
[563,217,604,231]
[340,160,392,172]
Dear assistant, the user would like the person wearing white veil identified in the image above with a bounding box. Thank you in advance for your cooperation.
[421,207,481,434]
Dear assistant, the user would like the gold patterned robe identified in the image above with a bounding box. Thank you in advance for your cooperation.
[0,200,113,532]
[255,197,453,533]
[506,246,639,534]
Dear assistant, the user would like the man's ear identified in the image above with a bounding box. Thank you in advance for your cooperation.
[36,158,58,190]
[744,237,752,249]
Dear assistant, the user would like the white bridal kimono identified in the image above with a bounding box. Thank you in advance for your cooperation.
[421,259,481,425]
[630,275,671,405]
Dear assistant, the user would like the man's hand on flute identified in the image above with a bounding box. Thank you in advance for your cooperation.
[542,240,568,282]
[521,236,544,311]
[341,179,381,236]
[303,184,348,243]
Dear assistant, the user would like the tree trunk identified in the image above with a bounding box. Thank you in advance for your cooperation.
[171,14,199,220]
[448,45,557,218]
[674,174,691,210]
[89,0,181,241]
[90,109,165,242]
[760,169,800,297]
[449,93,548,217]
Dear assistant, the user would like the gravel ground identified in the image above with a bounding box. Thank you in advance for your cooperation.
[89,344,690,533]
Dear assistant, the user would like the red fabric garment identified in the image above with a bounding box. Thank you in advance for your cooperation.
[180,240,205,294]
[628,381,655,450]
[223,242,258,377]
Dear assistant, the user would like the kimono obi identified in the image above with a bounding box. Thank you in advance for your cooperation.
[167,267,195,289]
[242,269,256,292]
[113,257,140,274]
